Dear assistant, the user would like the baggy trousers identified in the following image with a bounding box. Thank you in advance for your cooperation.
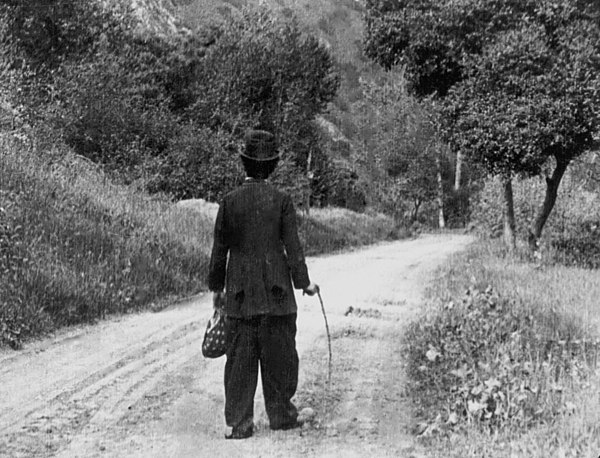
[224,314,299,432]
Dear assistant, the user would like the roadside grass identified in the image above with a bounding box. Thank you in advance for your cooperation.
[298,207,402,256]
[0,135,212,347]
[0,135,398,348]
[407,239,600,457]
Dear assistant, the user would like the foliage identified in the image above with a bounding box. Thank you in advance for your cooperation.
[365,0,600,241]
[406,285,598,435]
[352,73,446,222]
[420,239,600,456]
[472,170,600,268]
[48,55,180,172]
[0,1,135,70]
[310,159,367,212]
[551,223,600,270]
[145,126,244,201]
[444,17,600,179]
[185,8,339,199]
[297,207,401,256]
[2,2,341,206]
[365,0,467,97]
[0,136,211,348]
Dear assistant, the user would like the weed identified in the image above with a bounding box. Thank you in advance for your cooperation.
[415,239,600,456]
[405,287,598,435]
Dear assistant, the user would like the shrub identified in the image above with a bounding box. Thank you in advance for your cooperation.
[472,170,600,267]
[550,222,600,269]
[3,2,342,207]
[312,159,367,212]
[186,7,339,199]
[405,286,599,435]
[146,126,244,201]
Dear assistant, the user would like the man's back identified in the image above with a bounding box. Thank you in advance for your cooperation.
[208,180,309,317]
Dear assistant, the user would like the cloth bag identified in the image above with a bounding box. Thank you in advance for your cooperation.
[202,308,230,358]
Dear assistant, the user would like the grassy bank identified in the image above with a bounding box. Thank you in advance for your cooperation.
[408,240,600,457]
[298,207,401,256]
[0,136,213,347]
[0,136,398,348]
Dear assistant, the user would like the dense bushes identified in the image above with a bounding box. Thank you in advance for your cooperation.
[179,8,339,199]
[0,1,348,209]
[405,287,598,434]
[145,126,244,201]
[551,223,600,269]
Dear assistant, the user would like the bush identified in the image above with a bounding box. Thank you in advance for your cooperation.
[146,126,244,201]
[472,171,600,268]
[405,286,598,435]
[185,7,339,200]
[3,1,343,208]
[312,159,367,212]
[551,222,600,269]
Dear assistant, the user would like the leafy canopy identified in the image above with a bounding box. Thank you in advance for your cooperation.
[2,3,341,204]
[365,0,600,178]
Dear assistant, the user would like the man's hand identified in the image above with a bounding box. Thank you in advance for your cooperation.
[213,291,225,310]
[303,282,320,296]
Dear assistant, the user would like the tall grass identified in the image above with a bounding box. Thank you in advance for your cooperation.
[0,135,212,347]
[412,239,600,457]
[298,206,401,256]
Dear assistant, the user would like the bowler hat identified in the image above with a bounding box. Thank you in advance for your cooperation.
[241,129,279,162]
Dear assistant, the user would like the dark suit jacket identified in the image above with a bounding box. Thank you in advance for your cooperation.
[208,179,310,318]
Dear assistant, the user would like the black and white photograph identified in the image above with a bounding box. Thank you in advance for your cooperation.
[1,0,599,456]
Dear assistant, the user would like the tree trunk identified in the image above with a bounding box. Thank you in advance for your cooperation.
[304,147,312,215]
[502,176,516,252]
[454,150,463,191]
[528,159,569,251]
[436,153,446,229]
[412,199,421,222]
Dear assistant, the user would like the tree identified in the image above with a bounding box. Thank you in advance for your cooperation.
[365,0,600,248]
[186,8,340,204]
[2,3,340,206]
[354,74,441,223]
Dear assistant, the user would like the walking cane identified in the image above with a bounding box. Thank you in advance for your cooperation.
[304,287,332,385]
[317,289,332,386]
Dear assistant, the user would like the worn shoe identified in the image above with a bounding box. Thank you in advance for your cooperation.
[225,427,253,439]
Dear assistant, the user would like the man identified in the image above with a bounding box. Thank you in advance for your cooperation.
[208,129,319,440]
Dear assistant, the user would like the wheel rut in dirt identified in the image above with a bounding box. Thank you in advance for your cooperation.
[0,305,208,457]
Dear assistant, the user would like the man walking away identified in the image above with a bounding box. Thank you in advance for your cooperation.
[208,129,319,439]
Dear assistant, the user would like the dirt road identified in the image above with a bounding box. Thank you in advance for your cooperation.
[0,233,472,458]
